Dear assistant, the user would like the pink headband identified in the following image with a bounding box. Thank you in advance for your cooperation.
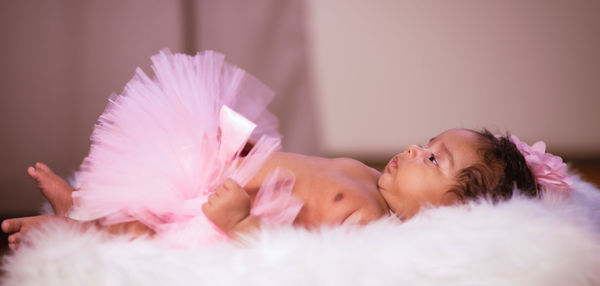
[508,135,572,193]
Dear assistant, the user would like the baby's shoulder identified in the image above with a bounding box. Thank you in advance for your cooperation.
[329,157,381,179]
[267,153,380,183]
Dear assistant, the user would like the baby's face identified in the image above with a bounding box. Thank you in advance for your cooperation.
[377,129,481,219]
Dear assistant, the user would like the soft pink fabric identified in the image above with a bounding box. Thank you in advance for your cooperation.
[251,168,303,226]
[69,50,302,247]
[509,135,573,193]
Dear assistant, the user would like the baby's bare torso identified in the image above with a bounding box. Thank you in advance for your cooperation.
[245,152,389,228]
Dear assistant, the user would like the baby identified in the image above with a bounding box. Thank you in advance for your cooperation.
[2,128,539,249]
[202,128,539,236]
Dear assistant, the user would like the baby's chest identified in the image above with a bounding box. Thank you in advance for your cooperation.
[293,176,383,226]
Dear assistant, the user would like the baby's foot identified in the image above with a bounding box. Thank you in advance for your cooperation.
[28,162,74,216]
[1,215,71,251]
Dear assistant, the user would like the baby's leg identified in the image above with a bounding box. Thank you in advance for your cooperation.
[28,162,74,216]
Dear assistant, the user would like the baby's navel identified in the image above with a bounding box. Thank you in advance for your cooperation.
[333,192,344,202]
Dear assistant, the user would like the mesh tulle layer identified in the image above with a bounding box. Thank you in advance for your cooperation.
[69,50,301,246]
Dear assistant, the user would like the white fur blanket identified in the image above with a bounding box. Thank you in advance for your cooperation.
[2,177,600,286]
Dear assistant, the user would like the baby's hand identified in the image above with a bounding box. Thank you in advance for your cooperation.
[202,178,251,234]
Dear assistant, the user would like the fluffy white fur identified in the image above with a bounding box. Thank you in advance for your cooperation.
[2,177,599,286]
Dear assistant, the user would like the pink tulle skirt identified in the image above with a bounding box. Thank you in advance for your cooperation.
[69,50,302,247]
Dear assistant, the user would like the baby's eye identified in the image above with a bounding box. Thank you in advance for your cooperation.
[428,154,438,166]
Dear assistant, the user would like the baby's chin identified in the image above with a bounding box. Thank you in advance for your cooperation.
[376,173,391,191]
[377,175,399,205]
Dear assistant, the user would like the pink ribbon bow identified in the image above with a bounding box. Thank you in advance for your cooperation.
[509,135,572,192]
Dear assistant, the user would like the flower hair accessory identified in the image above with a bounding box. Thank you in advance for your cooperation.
[508,135,573,192]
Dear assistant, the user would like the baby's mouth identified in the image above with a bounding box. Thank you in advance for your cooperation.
[384,156,398,174]
[390,156,398,168]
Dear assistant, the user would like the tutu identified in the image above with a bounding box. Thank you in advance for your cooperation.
[69,50,302,246]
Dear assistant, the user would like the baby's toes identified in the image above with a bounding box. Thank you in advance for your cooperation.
[8,232,21,245]
[27,166,40,180]
[1,218,23,234]
[34,164,53,181]
[35,162,54,174]
[1,219,9,233]
[27,164,52,185]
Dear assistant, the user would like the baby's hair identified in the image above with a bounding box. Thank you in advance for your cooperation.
[448,129,539,201]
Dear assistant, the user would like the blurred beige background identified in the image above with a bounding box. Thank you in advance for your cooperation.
[1,0,599,214]
[308,0,600,160]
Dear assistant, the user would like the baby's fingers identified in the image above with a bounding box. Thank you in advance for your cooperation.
[201,201,211,215]
[202,198,218,219]
[207,192,221,206]
[222,178,239,189]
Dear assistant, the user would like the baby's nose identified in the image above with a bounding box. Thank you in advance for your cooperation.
[404,145,424,160]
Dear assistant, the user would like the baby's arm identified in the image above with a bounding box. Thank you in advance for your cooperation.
[202,178,261,239]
